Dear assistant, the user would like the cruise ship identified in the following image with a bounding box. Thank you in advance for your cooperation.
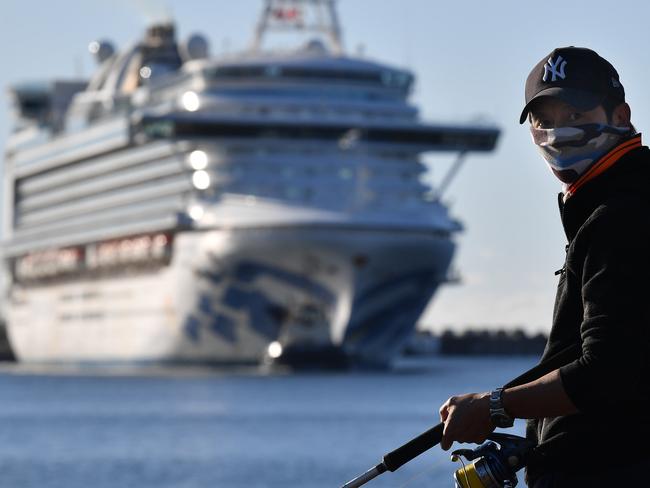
[2,0,499,367]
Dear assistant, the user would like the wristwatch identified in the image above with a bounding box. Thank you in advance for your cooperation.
[489,387,514,428]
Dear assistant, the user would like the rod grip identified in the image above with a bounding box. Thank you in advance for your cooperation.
[381,422,444,472]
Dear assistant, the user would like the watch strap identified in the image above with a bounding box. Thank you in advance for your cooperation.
[489,387,514,428]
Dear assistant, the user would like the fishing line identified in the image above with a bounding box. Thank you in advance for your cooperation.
[456,455,471,488]
[397,456,448,488]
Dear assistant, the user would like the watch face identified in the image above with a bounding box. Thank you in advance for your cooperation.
[490,389,513,427]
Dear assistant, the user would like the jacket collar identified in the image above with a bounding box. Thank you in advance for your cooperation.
[559,138,649,242]
[564,134,642,200]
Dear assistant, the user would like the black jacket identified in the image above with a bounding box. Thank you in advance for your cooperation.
[526,143,650,482]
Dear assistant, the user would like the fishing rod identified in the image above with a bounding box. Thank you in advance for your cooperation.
[341,427,534,488]
[341,423,444,488]
[341,344,579,488]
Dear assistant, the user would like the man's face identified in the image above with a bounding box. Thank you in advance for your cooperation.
[528,97,608,129]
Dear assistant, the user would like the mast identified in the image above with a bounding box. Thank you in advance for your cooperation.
[251,0,344,55]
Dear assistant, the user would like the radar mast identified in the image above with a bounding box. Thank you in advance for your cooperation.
[251,0,344,55]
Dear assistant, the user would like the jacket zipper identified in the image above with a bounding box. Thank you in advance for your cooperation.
[555,244,569,276]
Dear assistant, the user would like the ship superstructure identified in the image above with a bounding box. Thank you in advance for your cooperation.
[2,0,499,366]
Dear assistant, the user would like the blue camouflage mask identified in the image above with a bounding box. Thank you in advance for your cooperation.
[530,123,632,184]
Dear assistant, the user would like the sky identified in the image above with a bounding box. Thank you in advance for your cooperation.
[2,0,650,334]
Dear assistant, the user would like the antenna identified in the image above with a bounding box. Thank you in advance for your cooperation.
[251,0,344,55]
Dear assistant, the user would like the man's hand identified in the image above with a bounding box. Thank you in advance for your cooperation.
[438,392,495,451]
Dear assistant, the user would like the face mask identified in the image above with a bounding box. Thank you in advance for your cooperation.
[530,123,631,184]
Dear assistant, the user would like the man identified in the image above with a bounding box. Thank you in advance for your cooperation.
[438,47,650,487]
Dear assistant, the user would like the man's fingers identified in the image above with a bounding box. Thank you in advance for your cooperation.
[438,391,494,452]
[439,404,449,422]
[441,419,452,451]
[439,397,454,422]
[440,433,450,450]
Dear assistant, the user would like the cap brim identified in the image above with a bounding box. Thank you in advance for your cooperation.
[518,87,604,124]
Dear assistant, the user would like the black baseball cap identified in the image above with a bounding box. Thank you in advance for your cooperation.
[519,46,625,124]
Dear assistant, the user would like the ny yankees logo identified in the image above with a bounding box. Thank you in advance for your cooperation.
[543,55,567,82]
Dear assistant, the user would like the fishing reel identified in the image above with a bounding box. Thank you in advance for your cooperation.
[451,433,535,488]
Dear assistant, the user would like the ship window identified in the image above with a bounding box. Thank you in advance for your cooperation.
[141,120,174,138]
[279,67,383,83]
[208,86,400,102]
[142,61,179,81]
[208,65,386,84]
[210,66,267,78]
[380,71,413,88]
[266,66,281,77]
[138,118,498,151]
[17,96,51,116]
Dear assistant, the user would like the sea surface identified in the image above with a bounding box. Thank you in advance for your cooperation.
[0,356,536,488]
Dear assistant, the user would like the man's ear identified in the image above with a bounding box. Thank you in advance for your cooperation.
[613,102,632,127]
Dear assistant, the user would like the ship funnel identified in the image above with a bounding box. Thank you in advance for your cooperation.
[138,22,183,78]
[144,23,176,48]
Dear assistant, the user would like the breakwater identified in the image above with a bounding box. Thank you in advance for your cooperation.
[404,328,547,356]
[0,324,547,363]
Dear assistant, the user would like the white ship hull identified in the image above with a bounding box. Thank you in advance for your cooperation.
[7,225,453,365]
[3,11,499,367]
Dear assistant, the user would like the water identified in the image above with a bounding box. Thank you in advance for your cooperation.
[0,357,536,488]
